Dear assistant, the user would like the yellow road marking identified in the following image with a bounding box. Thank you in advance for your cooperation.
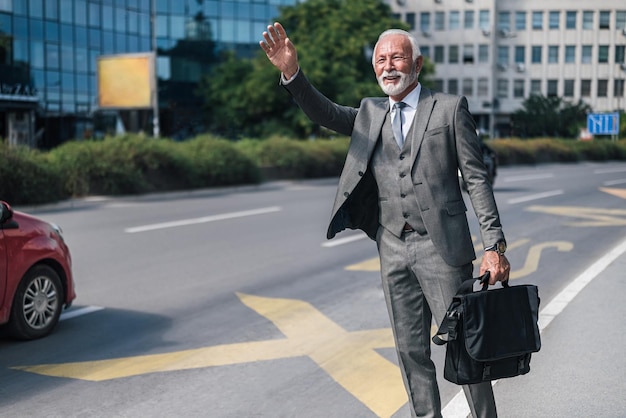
[14,293,406,418]
[509,241,573,279]
[527,205,626,226]
[600,187,626,200]
[346,257,380,271]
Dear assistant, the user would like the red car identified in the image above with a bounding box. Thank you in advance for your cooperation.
[0,201,76,340]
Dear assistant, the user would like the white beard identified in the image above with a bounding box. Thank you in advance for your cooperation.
[377,69,418,96]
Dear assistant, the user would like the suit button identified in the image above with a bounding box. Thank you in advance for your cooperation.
[403,213,409,218]
[344,192,349,198]
[400,173,406,178]
[401,193,406,198]
[399,154,405,160]
[358,171,364,176]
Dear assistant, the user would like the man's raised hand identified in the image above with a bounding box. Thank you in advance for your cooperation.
[260,22,299,79]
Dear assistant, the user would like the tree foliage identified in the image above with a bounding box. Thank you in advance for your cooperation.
[510,94,592,139]
[199,0,434,138]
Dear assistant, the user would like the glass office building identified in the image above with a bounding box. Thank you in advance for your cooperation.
[0,0,297,148]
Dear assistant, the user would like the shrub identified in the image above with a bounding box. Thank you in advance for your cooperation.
[179,135,261,187]
[0,143,66,205]
[236,136,349,179]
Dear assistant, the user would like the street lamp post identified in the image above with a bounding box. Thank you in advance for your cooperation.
[151,0,160,138]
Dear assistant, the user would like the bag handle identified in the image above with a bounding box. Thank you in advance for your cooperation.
[432,272,505,346]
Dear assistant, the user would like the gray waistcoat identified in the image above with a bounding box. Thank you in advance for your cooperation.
[370,113,426,237]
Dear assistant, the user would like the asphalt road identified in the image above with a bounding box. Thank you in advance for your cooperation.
[1,161,626,418]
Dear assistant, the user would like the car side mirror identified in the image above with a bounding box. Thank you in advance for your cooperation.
[1,201,14,224]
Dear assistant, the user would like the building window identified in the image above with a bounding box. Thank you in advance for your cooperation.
[531,46,542,63]
[434,45,444,63]
[434,79,444,92]
[580,79,591,97]
[564,79,575,97]
[420,12,431,32]
[547,80,558,97]
[406,13,416,30]
[450,11,460,30]
[0,0,12,12]
[532,11,543,30]
[497,46,509,66]
[462,78,473,96]
[435,11,444,31]
[566,11,577,29]
[464,10,474,29]
[530,79,541,94]
[549,11,559,29]
[514,46,525,63]
[597,80,608,97]
[497,79,508,98]
[463,44,474,63]
[616,45,625,63]
[582,11,593,30]
[477,78,489,97]
[421,46,430,58]
[515,11,526,31]
[565,45,576,63]
[46,42,60,69]
[599,11,610,29]
[448,79,458,95]
[479,10,490,31]
[498,11,510,32]
[513,79,524,98]
[478,44,489,63]
[449,45,459,63]
[582,45,592,63]
[598,45,609,63]
[617,11,626,29]
[548,46,559,63]
[615,79,625,97]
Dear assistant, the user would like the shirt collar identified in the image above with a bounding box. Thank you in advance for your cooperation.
[389,83,421,110]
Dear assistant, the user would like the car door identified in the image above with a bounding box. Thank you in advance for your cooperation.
[0,229,6,311]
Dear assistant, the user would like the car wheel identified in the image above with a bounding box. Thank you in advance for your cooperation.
[8,265,63,340]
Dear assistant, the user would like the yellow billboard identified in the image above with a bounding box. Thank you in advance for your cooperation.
[97,53,155,109]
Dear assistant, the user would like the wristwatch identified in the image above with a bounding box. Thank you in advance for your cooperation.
[485,241,507,256]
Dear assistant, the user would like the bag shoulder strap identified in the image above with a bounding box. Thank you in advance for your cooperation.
[432,273,497,346]
[432,279,475,345]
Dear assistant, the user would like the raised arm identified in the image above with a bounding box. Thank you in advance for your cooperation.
[259,22,299,79]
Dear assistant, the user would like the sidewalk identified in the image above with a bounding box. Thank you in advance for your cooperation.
[441,238,626,418]
[493,239,626,417]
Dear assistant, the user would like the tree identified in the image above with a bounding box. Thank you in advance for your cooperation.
[510,94,592,138]
[200,0,434,138]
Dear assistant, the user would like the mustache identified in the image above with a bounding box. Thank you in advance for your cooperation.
[380,70,402,78]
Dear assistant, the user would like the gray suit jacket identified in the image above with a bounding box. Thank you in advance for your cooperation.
[283,71,504,267]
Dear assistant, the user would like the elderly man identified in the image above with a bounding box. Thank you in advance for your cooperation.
[260,23,510,418]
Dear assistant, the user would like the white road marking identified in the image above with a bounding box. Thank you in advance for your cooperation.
[60,306,104,321]
[124,206,282,233]
[503,173,554,182]
[443,237,626,417]
[507,190,563,204]
[594,167,626,174]
[603,178,626,186]
[322,232,368,247]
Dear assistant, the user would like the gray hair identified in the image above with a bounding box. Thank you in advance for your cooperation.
[371,29,422,67]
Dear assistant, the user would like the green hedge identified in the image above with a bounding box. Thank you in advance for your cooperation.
[1,135,625,206]
[488,138,626,165]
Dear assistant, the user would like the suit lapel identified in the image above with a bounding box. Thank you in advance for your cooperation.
[409,87,436,164]
[366,99,389,158]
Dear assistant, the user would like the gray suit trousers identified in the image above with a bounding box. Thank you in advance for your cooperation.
[376,226,497,418]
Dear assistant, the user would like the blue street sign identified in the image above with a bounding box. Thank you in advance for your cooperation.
[587,113,620,135]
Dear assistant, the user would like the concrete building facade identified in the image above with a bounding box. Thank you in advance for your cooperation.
[388,0,626,137]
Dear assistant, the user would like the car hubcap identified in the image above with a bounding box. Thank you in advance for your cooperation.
[23,276,59,330]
